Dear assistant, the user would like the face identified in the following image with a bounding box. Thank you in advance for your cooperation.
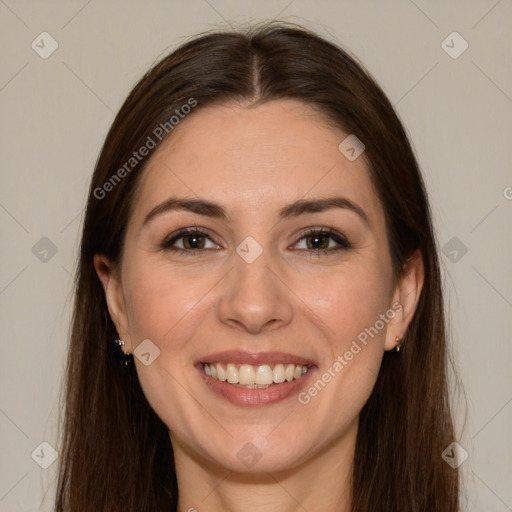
[96,99,422,474]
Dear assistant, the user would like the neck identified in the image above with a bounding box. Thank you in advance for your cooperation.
[173,420,357,512]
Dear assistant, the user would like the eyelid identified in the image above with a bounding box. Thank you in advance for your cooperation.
[289,226,351,252]
[161,225,220,250]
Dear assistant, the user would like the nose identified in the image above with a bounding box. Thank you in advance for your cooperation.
[217,245,293,335]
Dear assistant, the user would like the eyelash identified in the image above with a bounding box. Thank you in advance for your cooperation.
[160,226,351,258]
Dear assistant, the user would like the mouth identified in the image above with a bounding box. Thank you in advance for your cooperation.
[195,351,317,406]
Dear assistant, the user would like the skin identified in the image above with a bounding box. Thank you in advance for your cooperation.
[94,99,424,511]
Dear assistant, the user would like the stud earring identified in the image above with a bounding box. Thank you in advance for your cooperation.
[395,336,402,352]
[114,338,132,366]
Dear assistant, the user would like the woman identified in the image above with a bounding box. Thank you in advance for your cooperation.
[55,21,460,511]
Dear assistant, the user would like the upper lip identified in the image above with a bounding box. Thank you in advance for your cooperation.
[196,351,316,367]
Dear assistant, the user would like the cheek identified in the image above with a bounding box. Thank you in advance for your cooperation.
[122,256,218,410]
[123,257,206,344]
[298,262,392,346]
[293,261,393,411]
[121,259,209,431]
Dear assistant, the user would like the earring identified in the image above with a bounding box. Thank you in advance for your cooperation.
[114,339,132,366]
[395,336,401,352]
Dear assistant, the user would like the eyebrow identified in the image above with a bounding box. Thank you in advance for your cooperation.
[142,196,370,227]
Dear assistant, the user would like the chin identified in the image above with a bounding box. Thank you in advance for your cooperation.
[197,433,312,475]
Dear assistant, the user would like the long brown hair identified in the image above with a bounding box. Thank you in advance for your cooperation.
[55,21,460,511]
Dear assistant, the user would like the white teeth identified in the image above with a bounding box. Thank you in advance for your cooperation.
[255,365,274,385]
[285,364,295,382]
[273,364,285,384]
[226,363,238,384]
[216,363,227,381]
[203,362,310,386]
[239,364,255,385]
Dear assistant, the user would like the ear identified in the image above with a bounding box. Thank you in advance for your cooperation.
[384,249,425,351]
[93,254,133,354]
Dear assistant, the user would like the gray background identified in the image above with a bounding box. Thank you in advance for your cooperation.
[0,1,511,510]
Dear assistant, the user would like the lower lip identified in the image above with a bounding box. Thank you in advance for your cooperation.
[196,365,317,406]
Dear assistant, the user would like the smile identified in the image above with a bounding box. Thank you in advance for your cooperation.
[203,362,310,387]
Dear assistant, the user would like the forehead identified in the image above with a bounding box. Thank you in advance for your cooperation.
[131,99,384,226]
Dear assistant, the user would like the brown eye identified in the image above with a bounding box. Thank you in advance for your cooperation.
[181,233,206,250]
[292,227,351,255]
[161,228,219,254]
